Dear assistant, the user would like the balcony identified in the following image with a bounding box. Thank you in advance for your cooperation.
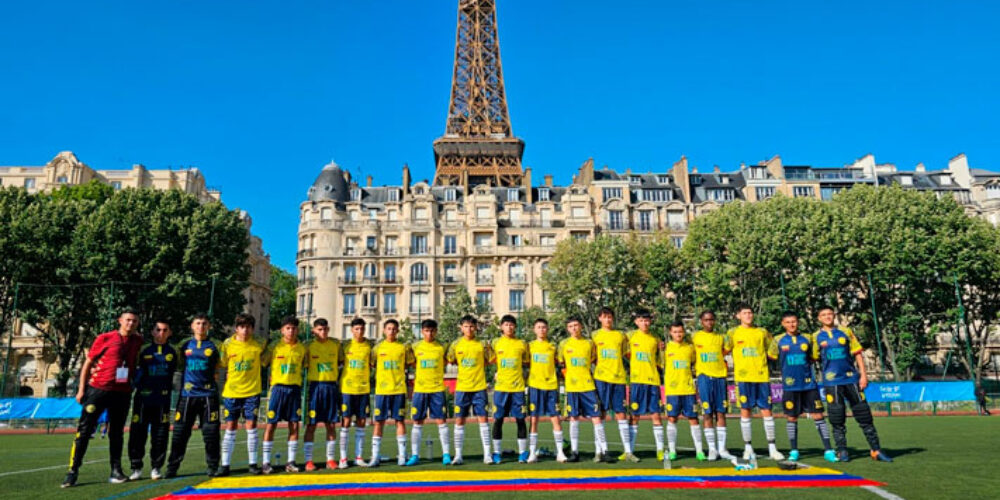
[338,277,359,285]
[384,247,401,256]
[441,220,465,229]
[297,277,316,286]
[361,306,378,314]
[409,307,432,315]
[382,276,399,285]
[476,275,494,285]
[410,276,430,285]
[343,220,380,230]
[362,276,378,284]
[342,309,356,317]
[508,274,527,284]
[296,249,316,259]
[566,217,594,227]
[409,246,430,256]
[669,222,688,231]
[473,246,495,255]
[604,221,629,231]
[637,223,655,232]
[299,220,343,231]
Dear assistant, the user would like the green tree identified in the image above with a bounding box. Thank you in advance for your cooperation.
[269,265,296,331]
[437,286,493,346]
[949,218,1000,385]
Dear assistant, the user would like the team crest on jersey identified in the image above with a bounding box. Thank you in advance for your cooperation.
[800,344,808,351]
[165,353,174,361]
[204,348,213,356]
[838,337,847,345]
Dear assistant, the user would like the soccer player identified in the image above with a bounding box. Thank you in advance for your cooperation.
[692,310,735,461]
[446,315,496,465]
[768,311,835,462]
[814,306,892,463]
[491,315,530,464]
[526,318,567,463]
[303,318,342,471]
[166,313,222,479]
[338,318,374,468]
[592,307,630,463]
[262,316,307,473]
[663,320,706,461]
[623,309,658,463]
[369,319,414,467]
[406,319,451,466]
[218,313,267,476]
[558,316,605,463]
[128,320,178,481]
[729,304,784,460]
[63,309,144,488]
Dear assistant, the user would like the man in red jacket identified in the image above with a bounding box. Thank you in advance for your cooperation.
[62,308,144,488]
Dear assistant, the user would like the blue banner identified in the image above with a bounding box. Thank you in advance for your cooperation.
[863,382,975,403]
[0,398,82,420]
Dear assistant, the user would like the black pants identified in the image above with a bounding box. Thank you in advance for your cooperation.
[827,383,881,451]
[69,387,130,472]
[167,394,221,472]
[127,396,171,470]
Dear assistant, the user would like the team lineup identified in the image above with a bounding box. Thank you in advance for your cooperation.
[60,303,894,488]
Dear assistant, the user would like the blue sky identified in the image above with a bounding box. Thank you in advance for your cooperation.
[2,1,998,271]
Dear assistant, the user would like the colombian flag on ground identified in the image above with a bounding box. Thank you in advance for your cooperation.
[155,467,881,499]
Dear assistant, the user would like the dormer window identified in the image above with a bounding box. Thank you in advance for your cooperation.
[629,175,642,185]
[939,175,952,186]
[387,189,400,202]
[351,188,362,201]
[538,188,550,201]
[899,175,913,186]
[414,186,425,195]
[445,188,457,202]
[656,175,670,184]
[507,188,519,202]
[602,187,622,200]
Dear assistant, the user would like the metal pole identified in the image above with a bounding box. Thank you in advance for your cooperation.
[107,281,116,331]
[779,271,788,310]
[1,284,21,398]
[208,275,218,320]
[952,271,976,380]
[866,273,887,378]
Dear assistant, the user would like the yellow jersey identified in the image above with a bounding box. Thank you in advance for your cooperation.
[691,330,732,378]
[663,340,696,396]
[558,336,596,392]
[412,340,446,393]
[527,339,558,391]
[729,325,773,383]
[592,328,628,384]
[306,338,342,383]
[627,330,662,386]
[220,336,266,398]
[492,336,529,392]
[447,337,494,392]
[267,341,307,386]
[340,339,374,395]
[373,340,413,395]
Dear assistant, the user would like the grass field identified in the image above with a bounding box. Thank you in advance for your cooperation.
[1,415,996,500]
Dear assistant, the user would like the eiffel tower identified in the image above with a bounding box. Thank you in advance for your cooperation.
[433,0,524,188]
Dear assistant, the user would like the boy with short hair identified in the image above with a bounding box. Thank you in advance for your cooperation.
[729,304,783,460]
[218,313,267,476]
[303,318,342,471]
[369,319,414,467]
[406,319,451,466]
[262,316,307,474]
[527,318,567,463]
[558,316,606,463]
[446,315,496,465]
[692,310,734,461]
[768,311,836,463]
[591,307,631,463]
[663,321,705,461]
[338,318,374,469]
[128,320,178,481]
[490,315,530,464]
[623,309,658,463]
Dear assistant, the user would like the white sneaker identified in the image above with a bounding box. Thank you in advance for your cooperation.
[451,456,464,465]
[718,449,735,460]
[483,455,494,465]
[364,456,379,468]
[526,453,538,463]
[768,447,785,461]
[743,446,755,461]
[707,449,719,461]
[128,469,142,481]
[398,455,406,466]
[338,458,350,469]
[354,456,368,467]
[150,468,162,480]
[556,452,568,463]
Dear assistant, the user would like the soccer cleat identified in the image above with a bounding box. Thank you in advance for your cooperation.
[823,450,838,463]
[623,452,641,463]
[602,453,619,464]
[567,451,580,463]
[617,452,626,462]
[61,470,78,488]
[398,455,407,466]
[526,452,538,463]
[656,450,664,461]
[870,450,893,463]
[696,451,707,461]
[109,467,129,484]
[769,449,786,461]
[450,455,464,466]
[405,455,420,466]
[261,463,274,475]
[164,468,179,479]
[668,452,677,461]
[354,456,367,467]
[305,461,317,472]
[518,451,529,463]
[788,450,800,461]
[326,460,338,470]
[707,449,719,461]
[718,449,736,461]
[593,452,605,463]
[742,446,755,461]
[151,468,163,480]
[285,462,300,473]
[337,458,350,470]
[487,453,499,465]
[555,452,568,463]
[248,464,262,475]
[206,467,221,477]
[214,466,230,477]
[837,449,850,462]
[129,469,142,481]
[442,453,453,465]
[366,456,380,468]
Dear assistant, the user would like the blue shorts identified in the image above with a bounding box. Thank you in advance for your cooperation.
[696,375,729,415]
[223,395,260,422]
[410,391,447,421]
[595,381,627,414]
[565,391,601,418]
[341,393,370,420]
[493,391,526,419]
[266,385,302,424]
[737,382,772,410]
[373,394,407,422]
[629,383,662,415]
[666,394,698,418]
[453,390,488,418]
[308,382,340,424]
[528,388,558,417]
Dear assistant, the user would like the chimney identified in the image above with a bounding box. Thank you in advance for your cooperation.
[366,175,372,187]
[713,165,721,174]
[402,164,411,195]
[915,163,926,173]
[673,156,690,203]
[544,174,553,187]
[523,167,533,204]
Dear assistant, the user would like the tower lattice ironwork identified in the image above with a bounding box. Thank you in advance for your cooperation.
[433,0,524,187]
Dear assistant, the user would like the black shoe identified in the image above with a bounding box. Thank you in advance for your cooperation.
[261,463,274,475]
[206,467,219,477]
[248,464,262,475]
[109,467,129,484]
[602,453,619,464]
[215,466,231,477]
[567,452,580,463]
[61,470,78,488]
[164,468,178,479]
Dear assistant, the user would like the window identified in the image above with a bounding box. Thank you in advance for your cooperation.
[444,235,457,254]
[363,263,376,280]
[656,175,670,184]
[820,187,842,201]
[510,234,523,247]
[707,189,734,202]
[899,175,913,186]
[414,207,429,220]
[410,292,429,314]
[640,189,672,202]
[369,209,377,220]
[362,291,377,311]
[509,262,525,282]
[793,186,815,198]
[476,291,492,308]
[667,211,685,229]
[571,206,586,218]
[384,264,396,282]
[351,189,361,201]
[509,209,521,225]
[939,175,952,185]
[539,208,552,226]
[410,263,428,283]
[350,211,360,221]
[509,290,525,312]
[671,236,685,249]
[542,290,551,310]
[607,210,624,230]
[756,187,775,200]
[388,189,400,202]
[366,236,376,251]
[476,207,490,219]
[748,167,767,180]
[629,175,642,185]
[383,293,397,314]
[343,294,356,314]
[476,264,492,284]
[368,323,377,338]
[507,188,519,202]
[602,187,622,200]
[638,210,653,231]
[343,265,357,284]
[540,234,556,246]
[445,188,457,202]
[24,178,36,189]
[444,263,458,282]
[538,188,550,201]
[320,207,332,220]
[411,234,427,254]
[572,232,588,241]
[986,184,1000,200]
[388,210,398,221]
[56,175,68,184]
[414,186,424,195]
[473,233,492,248]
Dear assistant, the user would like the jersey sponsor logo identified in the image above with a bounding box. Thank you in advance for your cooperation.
[348,359,366,369]
[699,352,719,362]
[499,358,517,368]
[636,352,651,362]
[671,360,689,369]
[279,364,298,375]
[382,360,399,370]
[315,362,334,372]
[532,353,550,364]
[419,359,438,369]
[741,347,759,357]
[232,360,254,372]
[460,358,477,368]
[599,349,618,360]
[570,357,588,367]
[786,354,806,366]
